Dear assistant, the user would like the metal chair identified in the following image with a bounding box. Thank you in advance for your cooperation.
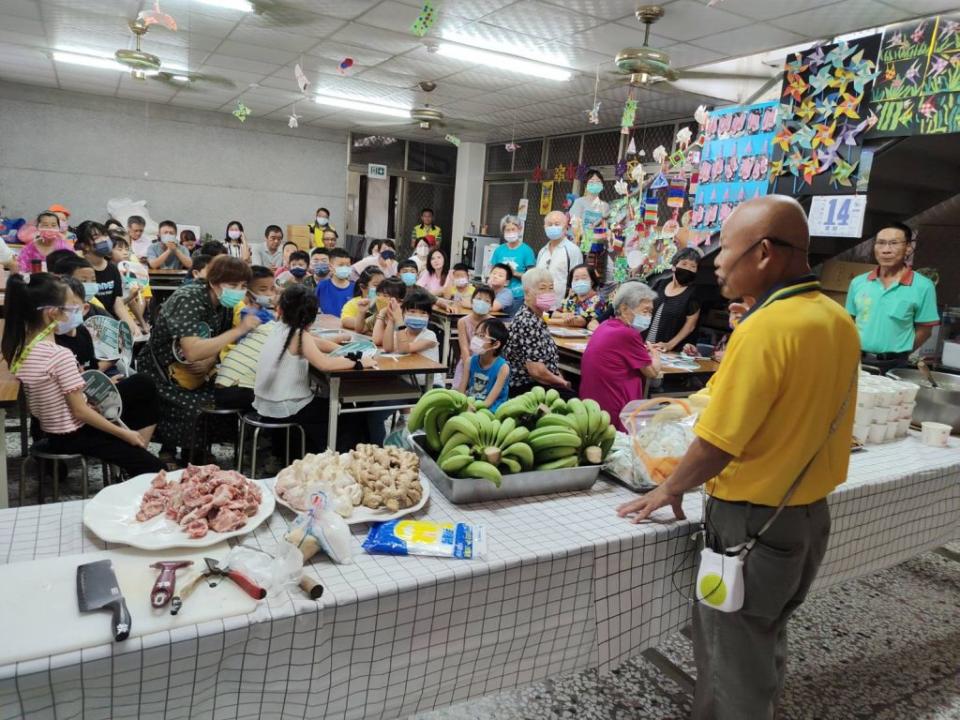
[188,405,243,469]
[20,441,89,505]
[238,412,307,478]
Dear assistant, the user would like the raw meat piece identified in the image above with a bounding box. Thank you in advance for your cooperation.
[211,484,237,507]
[185,519,209,539]
[136,499,165,522]
[209,508,245,533]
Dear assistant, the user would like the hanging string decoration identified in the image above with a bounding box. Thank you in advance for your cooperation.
[575,163,590,181]
[552,165,566,183]
[620,98,638,135]
[337,57,355,75]
[294,64,310,93]
[411,1,439,37]
[532,166,544,183]
[614,159,628,179]
[233,100,251,122]
[565,163,576,182]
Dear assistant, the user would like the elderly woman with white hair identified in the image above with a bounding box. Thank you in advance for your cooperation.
[502,267,573,397]
[579,281,662,430]
[535,210,583,299]
[489,214,536,304]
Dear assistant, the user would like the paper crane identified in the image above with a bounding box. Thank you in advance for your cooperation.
[138,1,177,31]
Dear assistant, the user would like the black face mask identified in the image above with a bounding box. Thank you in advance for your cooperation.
[674,268,697,286]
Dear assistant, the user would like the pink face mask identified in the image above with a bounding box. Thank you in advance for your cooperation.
[39,229,61,242]
[535,292,557,311]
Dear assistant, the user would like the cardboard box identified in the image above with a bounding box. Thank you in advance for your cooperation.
[287,224,312,251]
[823,290,847,307]
[819,259,874,292]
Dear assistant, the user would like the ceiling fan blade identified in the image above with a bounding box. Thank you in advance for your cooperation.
[675,70,775,81]
[250,1,318,27]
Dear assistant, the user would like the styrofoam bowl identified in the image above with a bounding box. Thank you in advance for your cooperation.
[867,424,887,444]
[900,401,917,420]
[920,421,951,447]
[885,421,898,442]
[857,388,878,409]
[896,381,920,403]
[853,423,870,443]
[896,418,910,437]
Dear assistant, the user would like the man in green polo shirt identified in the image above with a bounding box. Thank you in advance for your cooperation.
[845,222,939,372]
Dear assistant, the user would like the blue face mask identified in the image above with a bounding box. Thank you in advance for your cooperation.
[472,299,491,315]
[334,265,351,280]
[82,282,99,301]
[544,225,564,241]
[381,250,396,261]
[571,280,591,296]
[219,287,246,309]
[632,313,651,332]
[400,272,417,287]
[54,308,84,335]
[312,262,329,275]
[367,286,377,302]
[404,314,428,331]
[93,238,113,257]
[289,267,307,278]
[586,181,604,195]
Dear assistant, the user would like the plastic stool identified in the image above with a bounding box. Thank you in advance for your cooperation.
[21,444,89,504]
[239,413,306,478]
[188,405,242,468]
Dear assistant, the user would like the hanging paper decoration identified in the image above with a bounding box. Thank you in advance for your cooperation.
[644,193,659,225]
[410,1,438,37]
[614,159,628,179]
[694,104,709,126]
[563,192,577,210]
[620,98,638,134]
[552,165,565,183]
[771,35,881,193]
[630,162,644,186]
[444,134,461,147]
[626,137,637,156]
[337,57,354,75]
[668,149,686,169]
[563,163,575,182]
[652,145,668,164]
[692,100,777,233]
[288,112,299,129]
[688,171,699,196]
[138,1,177,31]
[575,163,589,182]
[866,13,960,136]
[586,66,602,125]
[539,181,555,215]
[675,126,693,149]
[505,142,520,153]
[232,100,251,122]
[667,178,687,208]
[649,171,669,190]
[614,178,629,196]
[532,165,544,183]
[294,64,309,93]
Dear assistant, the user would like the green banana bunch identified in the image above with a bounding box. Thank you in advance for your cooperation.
[409,388,469,440]
[433,409,534,484]
[528,423,582,469]
[532,397,616,465]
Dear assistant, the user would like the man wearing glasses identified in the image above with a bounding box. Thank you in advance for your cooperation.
[846,222,939,372]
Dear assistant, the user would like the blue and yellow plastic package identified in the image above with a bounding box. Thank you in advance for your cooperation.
[362,519,486,559]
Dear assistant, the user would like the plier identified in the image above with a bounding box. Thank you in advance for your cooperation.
[170,557,267,615]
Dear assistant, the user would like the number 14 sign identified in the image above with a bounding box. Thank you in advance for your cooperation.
[808,195,867,238]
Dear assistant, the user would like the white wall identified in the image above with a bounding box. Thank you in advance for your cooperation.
[0,81,348,244]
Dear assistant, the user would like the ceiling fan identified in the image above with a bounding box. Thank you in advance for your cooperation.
[114,18,235,89]
[610,5,773,87]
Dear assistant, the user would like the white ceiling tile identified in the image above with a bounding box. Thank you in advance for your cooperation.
[171,10,239,37]
[437,22,561,63]
[202,53,276,77]
[538,0,653,22]
[0,0,42,20]
[272,0,382,21]
[0,70,57,87]
[770,0,908,37]
[714,0,837,21]
[214,40,297,66]
[329,23,424,55]
[353,1,466,35]
[0,12,43,37]
[694,23,807,55]
[225,24,322,53]
[402,0,518,20]
[383,52,473,78]
[481,1,602,40]
[568,22,675,56]
[879,0,960,13]
[442,68,528,91]
[662,43,726,69]
[0,29,47,48]
[195,63,265,88]
[240,11,344,39]
[645,0,752,42]
[305,40,392,66]
[346,67,417,89]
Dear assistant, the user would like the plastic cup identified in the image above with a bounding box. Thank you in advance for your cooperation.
[896,418,910,437]
[885,421,898,442]
[920,422,951,447]
[867,424,887,444]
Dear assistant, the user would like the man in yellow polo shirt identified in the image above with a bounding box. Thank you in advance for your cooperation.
[617,195,860,720]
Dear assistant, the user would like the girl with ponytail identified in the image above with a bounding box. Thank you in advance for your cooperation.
[2,273,161,477]
[253,284,376,452]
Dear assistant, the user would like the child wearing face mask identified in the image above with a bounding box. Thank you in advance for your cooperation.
[315,248,355,317]
[397,259,420,294]
[440,262,476,310]
[277,251,315,291]
[75,220,139,337]
[18,211,72,273]
[3,272,162,476]
[310,248,331,283]
[341,266,385,334]
[375,287,440,386]
[552,264,606,331]
[456,318,510,411]
[452,285,494,389]
[352,239,398,280]
[221,265,277,360]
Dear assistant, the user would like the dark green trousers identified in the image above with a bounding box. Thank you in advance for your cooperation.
[692,497,831,720]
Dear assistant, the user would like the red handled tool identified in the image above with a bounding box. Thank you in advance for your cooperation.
[149,561,193,608]
[202,557,267,600]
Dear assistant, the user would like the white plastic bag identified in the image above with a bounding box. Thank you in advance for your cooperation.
[106,197,159,237]
[284,491,354,564]
[620,398,697,487]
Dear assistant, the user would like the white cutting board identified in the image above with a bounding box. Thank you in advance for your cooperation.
[0,544,258,667]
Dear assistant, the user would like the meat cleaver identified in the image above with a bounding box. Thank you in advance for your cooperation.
[77,559,132,641]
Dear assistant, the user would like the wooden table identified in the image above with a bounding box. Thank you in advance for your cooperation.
[321,351,445,450]
[554,333,720,379]
[431,304,469,370]
[0,320,22,509]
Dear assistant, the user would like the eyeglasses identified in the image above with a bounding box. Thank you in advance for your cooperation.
[41,304,82,313]
[874,240,907,248]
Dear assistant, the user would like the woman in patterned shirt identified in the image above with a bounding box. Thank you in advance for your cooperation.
[551,264,605,331]
[502,267,574,398]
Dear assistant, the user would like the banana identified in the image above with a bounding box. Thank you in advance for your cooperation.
[474,412,493,446]
[409,388,469,430]
[534,445,579,462]
[583,399,601,439]
[439,434,472,461]
[495,417,516,447]
[567,398,588,435]
[599,424,616,459]
[478,407,496,421]
[440,453,474,474]
[462,460,502,487]
[545,388,559,405]
[535,456,579,471]
[424,407,442,453]
[532,386,546,404]
[549,398,568,414]
[502,441,534,469]
[528,425,579,442]
[502,426,530,447]
[488,419,502,447]
[529,432,582,452]
[443,415,479,446]
[536,414,581,433]
[499,456,522,474]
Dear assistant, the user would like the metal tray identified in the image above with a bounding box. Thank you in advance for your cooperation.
[411,434,600,505]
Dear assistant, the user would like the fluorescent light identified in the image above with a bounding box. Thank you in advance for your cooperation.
[171,74,191,82]
[314,94,411,118]
[436,43,571,82]
[53,51,126,72]
[196,0,254,11]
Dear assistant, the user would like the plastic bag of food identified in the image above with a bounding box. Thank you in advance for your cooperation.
[620,398,696,487]
[362,519,485,560]
[223,543,302,593]
[284,492,354,564]
[602,430,649,490]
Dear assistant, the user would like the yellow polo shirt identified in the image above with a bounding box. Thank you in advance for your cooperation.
[695,279,860,506]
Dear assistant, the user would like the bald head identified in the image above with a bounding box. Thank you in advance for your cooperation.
[544,210,568,241]
[544,210,568,226]
[714,194,812,300]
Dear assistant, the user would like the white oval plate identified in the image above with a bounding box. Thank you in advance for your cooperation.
[263,474,431,525]
[83,471,275,550]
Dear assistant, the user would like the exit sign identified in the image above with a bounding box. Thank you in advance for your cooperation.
[368,163,388,180]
